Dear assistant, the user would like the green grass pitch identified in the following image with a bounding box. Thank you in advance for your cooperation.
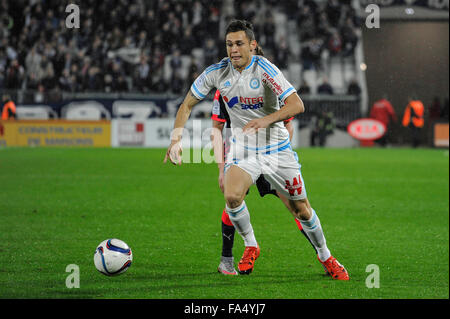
[0,147,448,299]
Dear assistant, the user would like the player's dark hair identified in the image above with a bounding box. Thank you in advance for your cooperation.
[225,19,255,42]
[254,45,264,56]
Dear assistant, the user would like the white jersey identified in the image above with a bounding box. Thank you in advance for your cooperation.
[191,55,297,149]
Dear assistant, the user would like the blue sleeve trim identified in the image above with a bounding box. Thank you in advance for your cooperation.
[279,87,295,101]
[191,83,206,99]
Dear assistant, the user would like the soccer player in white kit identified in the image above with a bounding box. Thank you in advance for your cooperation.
[164,20,349,280]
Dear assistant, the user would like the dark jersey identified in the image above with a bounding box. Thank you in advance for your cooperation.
[211,89,231,127]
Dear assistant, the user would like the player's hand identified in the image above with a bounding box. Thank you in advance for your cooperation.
[163,140,183,165]
[243,118,271,135]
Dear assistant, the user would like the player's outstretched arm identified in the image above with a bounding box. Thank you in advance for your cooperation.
[163,90,200,165]
[243,93,304,133]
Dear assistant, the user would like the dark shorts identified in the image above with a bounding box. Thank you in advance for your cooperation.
[255,174,278,198]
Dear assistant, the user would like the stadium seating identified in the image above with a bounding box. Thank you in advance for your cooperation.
[0,0,364,122]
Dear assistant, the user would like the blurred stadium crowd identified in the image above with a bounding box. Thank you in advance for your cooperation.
[0,0,362,98]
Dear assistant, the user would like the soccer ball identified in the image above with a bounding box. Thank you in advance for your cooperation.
[94,239,132,276]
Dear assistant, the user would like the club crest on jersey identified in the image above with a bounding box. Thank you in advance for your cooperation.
[249,77,260,89]
[285,174,303,196]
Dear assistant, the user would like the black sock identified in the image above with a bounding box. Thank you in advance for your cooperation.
[221,222,235,258]
[300,229,318,254]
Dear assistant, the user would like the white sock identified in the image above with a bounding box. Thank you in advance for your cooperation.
[298,208,331,262]
[226,201,257,247]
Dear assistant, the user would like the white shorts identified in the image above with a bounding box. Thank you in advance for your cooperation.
[224,137,307,200]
